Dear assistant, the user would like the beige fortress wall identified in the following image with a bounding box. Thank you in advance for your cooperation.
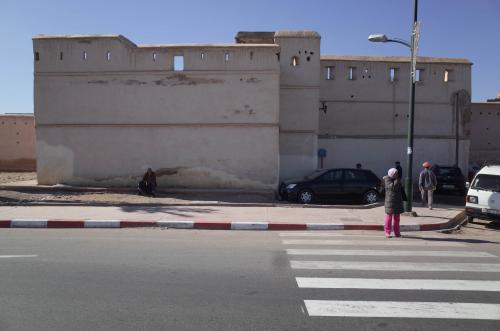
[318,56,472,180]
[33,35,280,188]
[470,100,500,164]
[0,114,36,171]
[274,31,321,180]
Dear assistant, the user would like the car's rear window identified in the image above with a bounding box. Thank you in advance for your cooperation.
[472,174,500,192]
[440,168,462,176]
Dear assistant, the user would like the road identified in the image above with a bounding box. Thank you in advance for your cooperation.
[0,222,499,330]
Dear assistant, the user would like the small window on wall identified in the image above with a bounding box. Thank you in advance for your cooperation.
[415,69,423,82]
[225,52,230,62]
[291,56,299,67]
[83,51,87,60]
[325,66,334,80]
[389,68,398,82]
[348,66,356,80]
[106,51,111,61]
[34,52,40,61]
[174,55,184,71]
[444,69,454,82]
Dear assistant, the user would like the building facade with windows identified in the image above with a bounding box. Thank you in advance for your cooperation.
[33,31,471,188]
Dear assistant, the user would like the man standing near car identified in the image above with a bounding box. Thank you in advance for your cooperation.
[419,162,437,209]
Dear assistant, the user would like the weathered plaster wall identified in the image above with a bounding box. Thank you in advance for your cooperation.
[34,35,280,188]
[319,56,472,180]
[470,101,500,164]
[275,31,321,180]
[0,114,36,171]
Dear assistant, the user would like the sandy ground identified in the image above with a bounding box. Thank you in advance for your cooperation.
[0,172,36,184]
[0,172,275,205]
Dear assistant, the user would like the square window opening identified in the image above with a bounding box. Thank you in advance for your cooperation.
[325,66,334,80]
[444,69,454,82]
[390,68,398,82]
[348,67,356,80]
[174,55,184,71]
[415,69,423,82]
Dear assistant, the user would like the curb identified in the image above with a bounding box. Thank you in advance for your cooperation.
[0,215,463,231]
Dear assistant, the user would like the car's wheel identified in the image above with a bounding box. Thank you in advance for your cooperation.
[467,215,474,224]
[363,190,379,204]
[298,189,314,204]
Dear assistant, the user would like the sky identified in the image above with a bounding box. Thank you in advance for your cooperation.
[1,0,499,113]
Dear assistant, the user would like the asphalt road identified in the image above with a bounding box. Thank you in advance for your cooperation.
[0,224,499,331]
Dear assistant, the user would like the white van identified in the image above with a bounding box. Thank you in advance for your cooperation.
[465,165,500,223]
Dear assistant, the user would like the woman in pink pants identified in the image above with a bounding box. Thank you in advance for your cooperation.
[383,168,405,238]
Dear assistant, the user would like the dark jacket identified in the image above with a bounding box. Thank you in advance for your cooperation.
[419,168,437,190]
[383,176,404,214]
[143,171,157,188]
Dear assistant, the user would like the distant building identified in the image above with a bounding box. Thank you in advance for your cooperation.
[0,113,36,171]
[32,31,472,188]
[470,94,500,165]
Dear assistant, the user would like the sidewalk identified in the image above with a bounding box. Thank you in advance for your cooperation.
[0,204,465,231]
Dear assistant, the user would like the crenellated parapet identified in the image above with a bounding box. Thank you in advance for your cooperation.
[33,35,280,73]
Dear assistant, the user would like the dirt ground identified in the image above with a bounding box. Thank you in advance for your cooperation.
[0,172,37,184]
[0,172,276,205]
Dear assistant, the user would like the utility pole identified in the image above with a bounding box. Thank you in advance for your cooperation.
[404,0,419,213]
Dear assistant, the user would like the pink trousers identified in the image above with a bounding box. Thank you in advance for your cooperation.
[384,213,400,237]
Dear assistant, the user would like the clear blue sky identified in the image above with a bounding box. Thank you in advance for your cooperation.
[1,0,499,113]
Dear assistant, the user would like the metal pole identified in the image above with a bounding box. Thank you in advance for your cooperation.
[455,92,459,167]
[404,0,418,213]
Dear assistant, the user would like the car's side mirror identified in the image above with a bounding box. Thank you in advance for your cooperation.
[465,182,470,189]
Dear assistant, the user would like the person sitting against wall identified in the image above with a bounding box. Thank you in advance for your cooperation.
[138,168,157,197]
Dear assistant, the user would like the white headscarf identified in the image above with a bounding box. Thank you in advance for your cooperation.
[388,168,398,178]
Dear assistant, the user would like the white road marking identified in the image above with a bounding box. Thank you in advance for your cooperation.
[84,220,120,228]
[282,239,466,247]
[0,255,38,258]
[296,277,500,291]
[157,220,194,229]
[286,249,497,258]
[280,232,383,238]
[231,222,268,230]
[290,260,500,272]
[11,219,48,228]
[279,232,443,238]
[306,223,344,230]
[304,300,500,320]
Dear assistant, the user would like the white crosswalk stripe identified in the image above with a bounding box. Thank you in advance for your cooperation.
[296,277,500,291]
[281,232,500,320]
[304,300,500,320]
[287,249,496,257]
[282,239,466,246]
[291,260,500,272]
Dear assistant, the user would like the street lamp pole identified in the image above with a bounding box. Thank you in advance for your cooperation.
[405,0,418,213]
[368,0,419,213]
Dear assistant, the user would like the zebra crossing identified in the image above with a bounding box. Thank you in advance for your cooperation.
[280,232,500,321]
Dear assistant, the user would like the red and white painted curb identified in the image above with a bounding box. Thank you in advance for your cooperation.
[0,219,454,231]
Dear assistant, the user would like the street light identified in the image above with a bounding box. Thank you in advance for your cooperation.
[368,0,419,214]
